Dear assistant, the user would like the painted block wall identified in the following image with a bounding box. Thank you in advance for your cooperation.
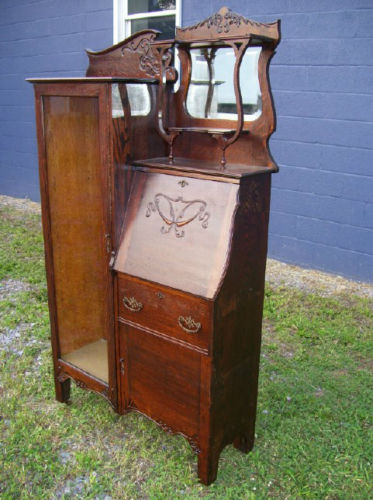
[0,0,372,282]
[0,0,113,200]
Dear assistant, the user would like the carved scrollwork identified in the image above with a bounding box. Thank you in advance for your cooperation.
[122,35,160,77]
[146,193,210,238]
[121,34,173,79]
[74,378,112,404]
[86,30,176,80]
[207,10,269,33]
[127,403,200,455]
[206,8,271,34]
[56,364,112,405]
[176,7,280,43]
[207,10,242,34]
[75,379,88,390]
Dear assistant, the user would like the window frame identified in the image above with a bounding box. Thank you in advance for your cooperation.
[113,0,182,44]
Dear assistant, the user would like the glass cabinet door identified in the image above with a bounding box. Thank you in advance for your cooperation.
[42,92,111,384]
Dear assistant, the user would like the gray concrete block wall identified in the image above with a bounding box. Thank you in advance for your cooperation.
[0,0,372,282]
[0,0,113,200]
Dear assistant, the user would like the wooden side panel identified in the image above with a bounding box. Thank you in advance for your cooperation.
[121,323,201,439]
[212,174,271,451]
[112,84,167,247]
[112,84,132,250]
[43,95,109,355]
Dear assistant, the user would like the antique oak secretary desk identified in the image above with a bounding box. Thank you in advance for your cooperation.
[29,7,281,484]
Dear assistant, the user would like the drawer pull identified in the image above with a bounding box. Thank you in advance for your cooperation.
[123,295,143,312]
[178,315,201,334]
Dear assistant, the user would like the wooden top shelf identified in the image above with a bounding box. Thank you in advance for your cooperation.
[27,77,159,84]
[133,157,278,182]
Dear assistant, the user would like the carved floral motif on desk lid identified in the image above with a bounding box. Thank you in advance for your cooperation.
[146,192,210,238]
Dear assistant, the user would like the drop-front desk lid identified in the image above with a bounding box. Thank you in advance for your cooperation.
[114,170,239,299]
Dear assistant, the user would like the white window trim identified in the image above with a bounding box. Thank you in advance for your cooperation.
[113,0,182,44]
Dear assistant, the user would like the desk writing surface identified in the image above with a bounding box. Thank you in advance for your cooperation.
[114,171,239,298]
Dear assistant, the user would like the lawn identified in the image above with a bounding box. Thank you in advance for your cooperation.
[0,203,372,499]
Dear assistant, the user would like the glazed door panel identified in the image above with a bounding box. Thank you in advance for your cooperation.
[39,89,113,386]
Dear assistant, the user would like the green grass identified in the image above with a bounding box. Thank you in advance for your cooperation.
[0,203,372,499]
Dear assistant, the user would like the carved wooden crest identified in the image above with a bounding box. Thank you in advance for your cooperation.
[86,30,176,81]
[176,6,280,44]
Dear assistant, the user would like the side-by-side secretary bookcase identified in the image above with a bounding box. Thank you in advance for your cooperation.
[29,7,281,484]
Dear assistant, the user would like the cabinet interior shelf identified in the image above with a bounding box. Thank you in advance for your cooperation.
[62,339,108,383]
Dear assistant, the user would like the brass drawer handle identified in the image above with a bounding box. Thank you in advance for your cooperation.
[123,295,143,312]
[178,315,201,334]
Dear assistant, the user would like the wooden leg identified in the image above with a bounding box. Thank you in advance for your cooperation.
[233,432,254,454]
[55,377,71,403]
[197,447,220,485]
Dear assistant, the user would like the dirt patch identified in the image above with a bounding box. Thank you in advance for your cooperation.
[354,354,373,372]
[266,259,373,299]
[0,279,35,301]
[0,195,40,214]
[0,322,45,364]
[0,323,31,352]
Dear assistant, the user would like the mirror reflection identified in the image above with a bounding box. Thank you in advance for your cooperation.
[186,47,262,121]
[112,83,151,118]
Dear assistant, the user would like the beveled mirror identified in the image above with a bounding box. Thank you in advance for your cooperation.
[186,46,262,121]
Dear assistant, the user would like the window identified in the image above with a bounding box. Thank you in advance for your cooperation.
[113,1,181,116]
[114,0,181,44]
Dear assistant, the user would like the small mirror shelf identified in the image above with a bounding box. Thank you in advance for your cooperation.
[150,6,280,170]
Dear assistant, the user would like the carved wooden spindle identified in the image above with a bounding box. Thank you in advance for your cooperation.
[213,39,250,169]
[202,47,217,119]
[155,46,180,164]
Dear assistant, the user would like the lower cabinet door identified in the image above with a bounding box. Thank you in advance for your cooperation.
[120,323,201,439]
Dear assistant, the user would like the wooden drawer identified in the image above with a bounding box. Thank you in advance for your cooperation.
[117,273,212,352]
